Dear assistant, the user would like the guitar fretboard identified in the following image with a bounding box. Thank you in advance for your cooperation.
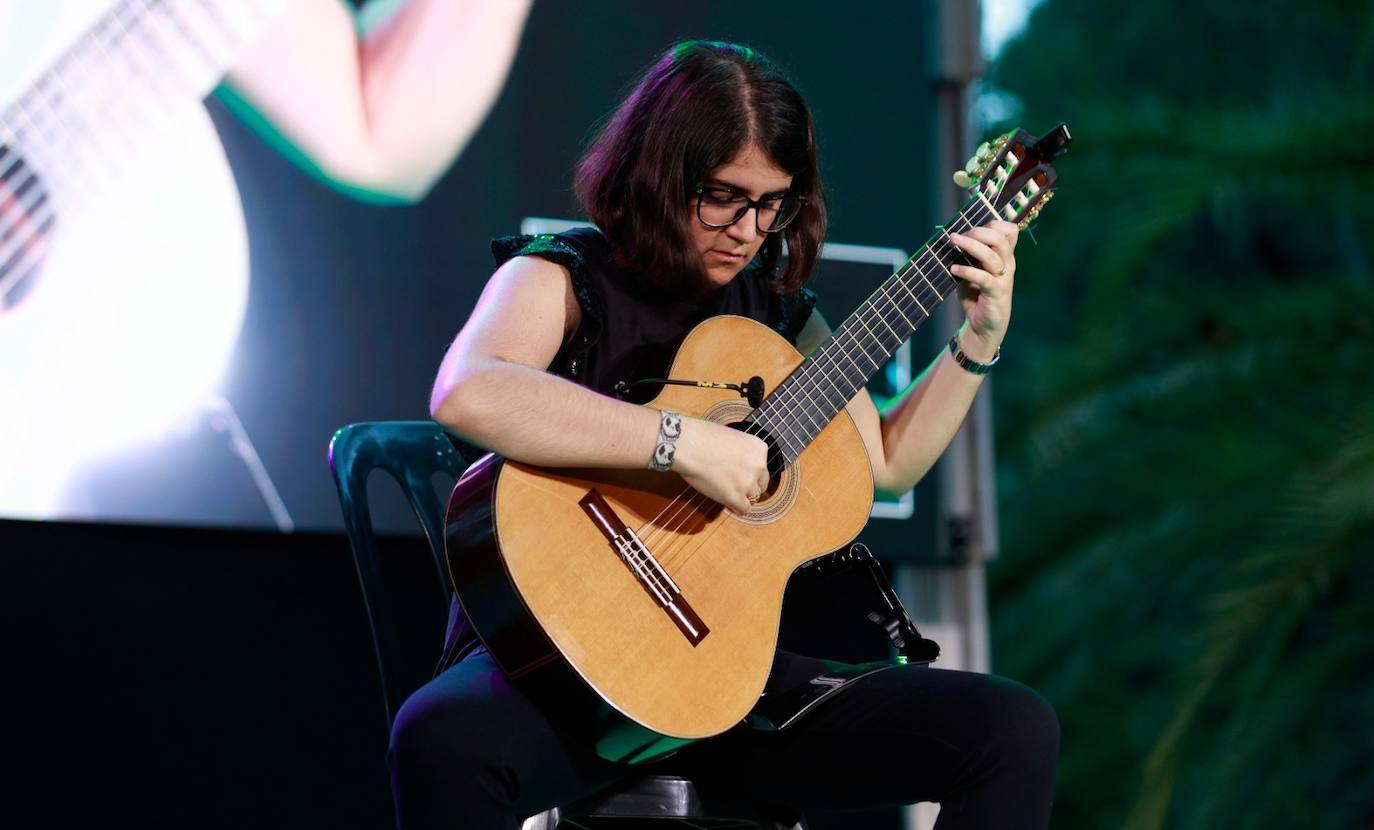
[747,195,999,468]
[0,0,286,193]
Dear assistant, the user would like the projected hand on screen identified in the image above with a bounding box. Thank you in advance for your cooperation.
[0,0,531,519]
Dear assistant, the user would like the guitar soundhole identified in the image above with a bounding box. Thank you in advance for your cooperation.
[728,418,783,485]
[0,143,56,312]
[743,425,785,499]
[712,400,798,524]
[749,424,790,503]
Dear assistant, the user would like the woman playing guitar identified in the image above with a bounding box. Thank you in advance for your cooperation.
[414,40,1059,830]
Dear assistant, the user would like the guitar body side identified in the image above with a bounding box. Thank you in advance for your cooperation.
[445,453,561,677]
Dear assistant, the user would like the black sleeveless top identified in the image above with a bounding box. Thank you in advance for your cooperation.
[499,226,816,400]
[437,226,816,669]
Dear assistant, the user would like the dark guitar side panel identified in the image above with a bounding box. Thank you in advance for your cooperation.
[444,453,560,679]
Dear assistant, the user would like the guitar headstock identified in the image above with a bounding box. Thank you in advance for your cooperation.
[953,124,1071,230]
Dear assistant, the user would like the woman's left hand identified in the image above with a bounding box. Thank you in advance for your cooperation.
[948,219,1018,358]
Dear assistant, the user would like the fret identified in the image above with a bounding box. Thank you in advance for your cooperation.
[866,294,906,345]
[880,286,916,328]
[90,8,174,136]
[806,354,851,412]
[848,306,893,364]
[31,68,86,163]
[891,268,931,317]
[20,75,92,196]
[817,334,871,406]
[913,267,944,299]
[167,0,239,72]
[776,366,828,427]
[849,310,896,365]
[28,74,70,149]
[161,0,253,92]
[134,0,210,92]
[45,53,125,185]
[757,366,808,442]
[750,196,995,468]
[58,30,146,177]
[8,94,64,177]
[112,1,193,105]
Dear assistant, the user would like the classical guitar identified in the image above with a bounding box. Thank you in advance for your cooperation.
[0,0,286,517]
[445,124,1072,763]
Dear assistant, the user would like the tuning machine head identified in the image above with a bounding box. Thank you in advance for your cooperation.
[1016,189,1054,230]
[954,124,1069,228]
[952,136,1003,188]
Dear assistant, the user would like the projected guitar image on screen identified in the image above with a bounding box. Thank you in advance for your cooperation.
[0,1,290,518]
[1,0,531,523]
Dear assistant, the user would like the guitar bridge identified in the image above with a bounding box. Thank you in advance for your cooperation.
[579,489,709,646]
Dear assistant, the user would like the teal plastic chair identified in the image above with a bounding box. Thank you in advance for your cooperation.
[328,421,805,829]
[328,420,470,728]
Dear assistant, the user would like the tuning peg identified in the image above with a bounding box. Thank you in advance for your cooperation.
[953,141,994,188]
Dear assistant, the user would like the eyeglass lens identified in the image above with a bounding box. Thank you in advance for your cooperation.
[697,189,801,232]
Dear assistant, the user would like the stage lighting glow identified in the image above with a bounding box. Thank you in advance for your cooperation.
[983,0,1044,57]
[0,104,249,518]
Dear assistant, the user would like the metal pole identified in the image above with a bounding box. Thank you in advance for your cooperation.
[901,3,991,826]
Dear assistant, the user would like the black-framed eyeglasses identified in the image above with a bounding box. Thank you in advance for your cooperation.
[694,186,806,233]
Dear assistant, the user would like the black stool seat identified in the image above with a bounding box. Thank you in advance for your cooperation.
[527,773,804,829]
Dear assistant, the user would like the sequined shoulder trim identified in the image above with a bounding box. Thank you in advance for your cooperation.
[772,286,818,344]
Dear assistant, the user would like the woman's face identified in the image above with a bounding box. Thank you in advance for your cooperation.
[691,142,794,289]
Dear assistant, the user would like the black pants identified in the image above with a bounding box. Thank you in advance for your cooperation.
[388,648,1058,829]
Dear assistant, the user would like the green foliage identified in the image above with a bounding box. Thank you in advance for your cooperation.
[984,0,1374,826]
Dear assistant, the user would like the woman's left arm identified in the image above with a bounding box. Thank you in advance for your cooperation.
[795,219,1019,496]
[223,0,533,202]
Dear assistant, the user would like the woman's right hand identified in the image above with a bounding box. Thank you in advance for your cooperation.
[671,416,771,514]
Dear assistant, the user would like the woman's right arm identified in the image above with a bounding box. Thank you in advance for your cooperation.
[430,257,769,513]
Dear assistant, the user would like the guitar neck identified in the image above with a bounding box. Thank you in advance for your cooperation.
[747,195,1000,466]
[0,0,287,189]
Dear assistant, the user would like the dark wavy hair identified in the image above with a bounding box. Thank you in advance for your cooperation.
[575,41,827,295]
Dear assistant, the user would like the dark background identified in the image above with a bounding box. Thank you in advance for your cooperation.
[1,516,917,829]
